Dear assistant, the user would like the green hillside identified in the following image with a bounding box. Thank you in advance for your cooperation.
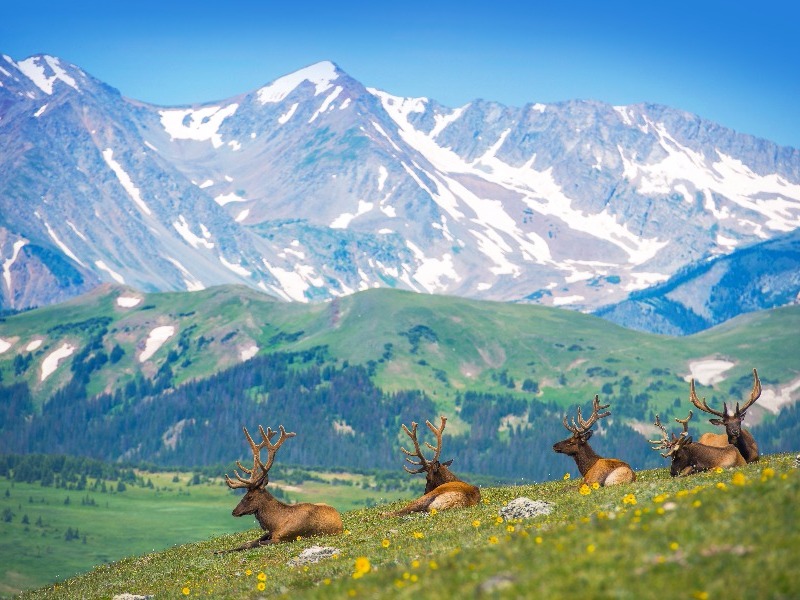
[1,284,798,421]
[13,454,800,600]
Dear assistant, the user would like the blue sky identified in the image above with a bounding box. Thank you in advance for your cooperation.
[2,0,799,148]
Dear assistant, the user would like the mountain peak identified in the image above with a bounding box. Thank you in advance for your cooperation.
[7,54,81,96]
[256,60,342,105]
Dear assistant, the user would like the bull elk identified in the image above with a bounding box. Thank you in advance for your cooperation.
[385,416,481,516]
[689,368,761,462]
[215,425,342,553]
[650,411,745,476]
[552,395,636,486]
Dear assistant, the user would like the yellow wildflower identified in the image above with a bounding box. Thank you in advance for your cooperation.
[257,572,266,582]
[352,556,371,579]
[181,588,190,596]
[488,536,499,544]
[579,484,591,495]
[382,539,391,548]
[563,473,571,480]
[670,542,679,551]
[731,472,747,486]
[257,582,266,591]
[506,524,515,533]
[245,569,252,576]
[693,592,709,600]
[411,560,420,569]
[413,531,424,539]
[410,574,419,582]
[586,544,596,553]
[693,500,702,508]
[591,482,600,489]
[761,467,775,481]
[429,508,438,515]
[714,467,724,474]
[472,519,481,528]
[496,516,504,524]
[429,560,439,570]
[324,579,331,585]
[716,482,727,490]
[535,536,543,544]
[622,493,637,505]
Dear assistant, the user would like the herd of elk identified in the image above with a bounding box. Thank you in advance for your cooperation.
[218,368,763,552]
[552,395,636,486]
[384,416,481,516]
[650,411,746,476]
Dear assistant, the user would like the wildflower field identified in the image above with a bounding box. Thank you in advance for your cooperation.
[17,453,799,599]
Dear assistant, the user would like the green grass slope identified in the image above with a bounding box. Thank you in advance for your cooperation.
[2,285,799,427]
[17,454,799,600]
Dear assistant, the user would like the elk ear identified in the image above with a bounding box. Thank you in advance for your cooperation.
[581,430,594,441]
[442,459,454,467]
[710,418,724,426]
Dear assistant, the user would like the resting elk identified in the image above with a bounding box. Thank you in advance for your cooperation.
[689,368,761,463]
[215,425,343,553]
[552,395,636,486]
[650,411,745,476]
[385,416,481,516]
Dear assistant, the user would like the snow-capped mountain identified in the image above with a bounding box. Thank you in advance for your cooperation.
[2,53,800,323]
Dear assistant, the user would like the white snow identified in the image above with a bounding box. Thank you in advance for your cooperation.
[214,192,247,206]
[198,179,214,189]
[430,105,468,138]
[257,61,338,104]
[278,102,298,124]
[240,345,259,361]
[219,255,251,277]
[102,149,152,215]
[43,222,85,267]
[235,208,250,222]
[34,104,47,117]
[95,260,125,284]
[166,257,205,291]
[531,103,547,113]
[339,98,351,110]
[330,200,374,228]
[0,338,11,354]
[758,376,800,414]
[159,104,239,148]
[41,342,76,381]
[309,86,343,122]
[3,239,27,292]
[116,296,142,308]
[261,258,324,302]
[139,326,175,362]
[685,359,735,386]
[173,215,215,249]
[623,271,671,292]
[16,55,79,95]
[405,241,460,292]
[552,295,585,306]
[66,221,87,241]
[228,140,241,151]
[377,165,388,192]
[26,339,43,351]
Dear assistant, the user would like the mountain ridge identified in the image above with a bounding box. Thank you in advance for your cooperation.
[2,53,799,333]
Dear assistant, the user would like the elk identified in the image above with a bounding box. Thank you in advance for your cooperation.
[650,411,746,476]
[689,368,761,463]
[385,416,481,517]
[552,395,636,486]
[215,424,343,554]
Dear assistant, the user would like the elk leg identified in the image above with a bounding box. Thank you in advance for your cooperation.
[215,531,273,554]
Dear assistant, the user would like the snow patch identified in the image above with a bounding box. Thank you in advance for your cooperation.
[759,376,800,414]
[552,295,585,306]
[240,345,259,361]
[166,257,205,291]
[43,222,85,267]
[26,339,43,351]
[139,326,175,362]
[377,165,388,192]
[257,61,338,104]
[116,296,142,308]
[34,104,47,117]
[102,149,152,215]
[95,260,125,284]
[16,55,79,94]
[198,179,214,189]
[159,104,239,148]
[685,359,735,386]
[235,208,250,222]
[214,192,247,206]
[330,200,374,228]
[173,215,215,249]
[219,255,251,277]
[278,102,298,124]
[0,338,11,354]
[3,239,27,292]
[41,342,76,381]
[309,86,342,123]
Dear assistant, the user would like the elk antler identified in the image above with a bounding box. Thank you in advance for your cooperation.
[401,416,446,474]
[689,379,725,418]
[736,368,762,415]
[675,410,693,435]
[650,411,693,457]
[562,395,611,435]
[224,425,296,490]
[649,415,673,457]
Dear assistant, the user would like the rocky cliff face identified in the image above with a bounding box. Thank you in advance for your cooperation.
[2,54,799,331]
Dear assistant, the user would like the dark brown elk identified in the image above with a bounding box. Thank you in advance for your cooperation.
[552,395,636,486]
[215,425,342,553]
[650,411,746,476]
[689,368,761,463]
[385,416,481,516]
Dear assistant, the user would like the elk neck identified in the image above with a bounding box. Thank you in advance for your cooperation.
[248,488,292,531]
[573,444,602,477]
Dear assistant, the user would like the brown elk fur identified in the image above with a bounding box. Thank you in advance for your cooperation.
[553,396,636,486]
[215,425,342,554]
[385,417,481,516]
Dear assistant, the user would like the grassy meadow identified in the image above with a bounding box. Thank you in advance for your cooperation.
[12,454,800,599]
[0,468,409,597]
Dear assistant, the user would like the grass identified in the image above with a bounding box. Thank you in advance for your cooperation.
[0,468,410,597]
[13,453,799,599]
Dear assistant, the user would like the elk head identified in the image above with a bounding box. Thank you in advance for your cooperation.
[650,411,695,476]
[224,424,295,517]
[401,416,458,493]
[553,395,610,457]
[689,368,761,441]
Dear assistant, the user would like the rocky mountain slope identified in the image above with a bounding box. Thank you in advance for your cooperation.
[2,54,799,330]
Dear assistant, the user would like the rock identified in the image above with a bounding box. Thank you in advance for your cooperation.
[499,497,553,520]
[112,594,154,600]
[287,545,341,566]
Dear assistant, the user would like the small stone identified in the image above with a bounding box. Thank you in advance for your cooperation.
[287,545,341,566]
[112,594,154,600]
[498,497,553,520]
